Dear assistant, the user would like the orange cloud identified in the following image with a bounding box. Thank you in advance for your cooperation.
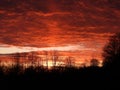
[0,0,120,61]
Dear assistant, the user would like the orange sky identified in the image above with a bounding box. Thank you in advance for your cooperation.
[0,0,120,63]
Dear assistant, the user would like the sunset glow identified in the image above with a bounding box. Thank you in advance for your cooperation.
[0,44,97,54]
[0,0,120,65]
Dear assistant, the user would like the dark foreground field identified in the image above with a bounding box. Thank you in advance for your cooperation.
[0,66,119,89]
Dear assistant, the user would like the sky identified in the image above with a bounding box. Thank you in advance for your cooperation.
[0,0,120,62]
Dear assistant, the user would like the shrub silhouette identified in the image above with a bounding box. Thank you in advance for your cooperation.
[90,58,99,67]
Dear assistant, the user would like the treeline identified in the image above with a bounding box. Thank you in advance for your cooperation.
[0,50,101,70]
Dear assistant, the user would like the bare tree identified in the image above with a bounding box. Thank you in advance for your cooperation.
[65,56,75,67]
[28,52,38,66]
[20,52,28,67]
[51,50,59,67]
[21,52,28,61]
[13,53,21,67]
[37,57,43,66]
[11,53,21,74]
[102,32,120,68]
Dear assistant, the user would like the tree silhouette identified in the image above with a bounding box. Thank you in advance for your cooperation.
[20,52,28,67]
[28,52,38,67]
[11,53,21,74]
[90,58,99,67]
[65,56,75,67]
[51,50,59,67]
[102,32,120,68]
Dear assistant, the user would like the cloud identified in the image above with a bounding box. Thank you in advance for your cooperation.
[0,0,120,53]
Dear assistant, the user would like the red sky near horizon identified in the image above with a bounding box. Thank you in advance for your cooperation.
[0,0,120,62]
